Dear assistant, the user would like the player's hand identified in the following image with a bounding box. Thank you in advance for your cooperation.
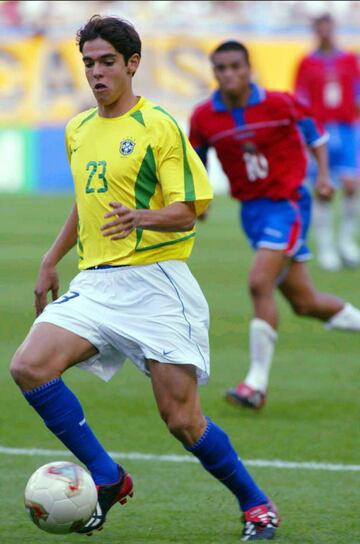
[34,262,59,316]
[101,202,140,240]
[314,175,335,201]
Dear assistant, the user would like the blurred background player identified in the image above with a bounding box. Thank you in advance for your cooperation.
[294,13,360,271]
[189,40,360,409]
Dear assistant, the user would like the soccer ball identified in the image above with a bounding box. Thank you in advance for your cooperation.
[24,461,98,534]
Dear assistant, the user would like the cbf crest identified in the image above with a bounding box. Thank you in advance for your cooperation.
[119,138,136,156]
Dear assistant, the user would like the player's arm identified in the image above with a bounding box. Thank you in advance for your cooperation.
[349,53,360,116]
[101,115,213,240]
[34,203,78,315]
[293,95,334,200]
[303,129,334,201]
[100,201,196,240]
[188,110,212,220]
[189,116,209,168]
[310,142,334,201]
[355,79,360,116]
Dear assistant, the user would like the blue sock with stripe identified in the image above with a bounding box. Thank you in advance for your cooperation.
[23,378,120,485]
[185,417,268,511]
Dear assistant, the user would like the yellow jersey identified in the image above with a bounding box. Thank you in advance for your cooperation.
[65,97,213,269]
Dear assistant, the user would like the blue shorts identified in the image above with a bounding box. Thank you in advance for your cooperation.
[308,122,359,182]
[240,185,312,262]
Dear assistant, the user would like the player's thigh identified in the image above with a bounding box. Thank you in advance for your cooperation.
[249,248,288,293]
[11,322,98,381]
[242,199,299,281]
[148,360,203,425]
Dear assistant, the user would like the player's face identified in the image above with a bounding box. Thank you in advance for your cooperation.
[82,38,140,106]
[314,20,335,43]
[212,51,251,95]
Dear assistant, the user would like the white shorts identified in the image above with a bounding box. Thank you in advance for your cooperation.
[34,260,210,384]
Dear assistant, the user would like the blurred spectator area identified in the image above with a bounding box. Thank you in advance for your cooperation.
[1,1,360,35]
[1,1,360,193]
[2,0,360,126]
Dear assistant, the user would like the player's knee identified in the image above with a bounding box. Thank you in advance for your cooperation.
[10,347,28,382]
[10,346,54,387]
[165,412,197,442]
[342,181,357,196]
[249,273,272,298]
[10,348,38,385]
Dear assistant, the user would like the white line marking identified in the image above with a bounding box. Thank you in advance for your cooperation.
[0,445,359,472]
[208,119,291,144]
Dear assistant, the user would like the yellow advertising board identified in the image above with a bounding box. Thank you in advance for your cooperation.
[0,34,312,125]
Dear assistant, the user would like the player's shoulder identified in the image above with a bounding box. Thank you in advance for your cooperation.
[191,97,213,119]
[263,89,296,107]
[296,51,322,70]
[66,107,98,134]
[339,49,357,60]
[299,51,315,63]
[301,49,357,64]
[140,98,184,134]
[262,90,308,117]
[339,50,359,66]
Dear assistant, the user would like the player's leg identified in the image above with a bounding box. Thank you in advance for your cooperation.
[10,323,121,485]
[278,261,342,318]
[278,260,360,330]
[11,323,97,388]
[312,195,341,271]
[337,122,360,267]
[148,360,279,541]
[339,176,360,267]
[226,198,301,409]
[233,248,285,398]
[311,122,341,271]
[225,250,287,408]
[248,248,288,328]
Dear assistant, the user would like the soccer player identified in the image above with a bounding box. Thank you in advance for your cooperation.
[294,13,360,271]
[189,40,360,410]
[9,17,279,542]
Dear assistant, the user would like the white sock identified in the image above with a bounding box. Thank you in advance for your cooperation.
[244,318,278,392]
[339,195,359,248]
[312,199,336,255]
[325,303,360,331]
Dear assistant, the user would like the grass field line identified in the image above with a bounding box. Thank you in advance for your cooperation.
[1,444,360,472]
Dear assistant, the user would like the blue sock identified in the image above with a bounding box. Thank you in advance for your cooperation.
[185,417,268,511]
[23,378,120,485]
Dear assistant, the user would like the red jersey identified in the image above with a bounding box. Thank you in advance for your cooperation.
[294,49,360,124]
[189,84,325,201]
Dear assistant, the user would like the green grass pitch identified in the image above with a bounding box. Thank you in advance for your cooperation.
[0,193,359,543]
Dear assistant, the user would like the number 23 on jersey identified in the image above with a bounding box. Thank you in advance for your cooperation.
[85,160,108,193]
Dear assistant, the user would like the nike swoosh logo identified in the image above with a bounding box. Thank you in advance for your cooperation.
[72,146,80,154]
[163,349,176,357]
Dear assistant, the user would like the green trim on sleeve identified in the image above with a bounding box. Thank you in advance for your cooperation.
[134,144,158,248]
[153,106,195,201]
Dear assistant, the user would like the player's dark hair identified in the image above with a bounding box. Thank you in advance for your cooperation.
[211,41,250,65]
[313,13,334,26]
[77,15,141,63]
